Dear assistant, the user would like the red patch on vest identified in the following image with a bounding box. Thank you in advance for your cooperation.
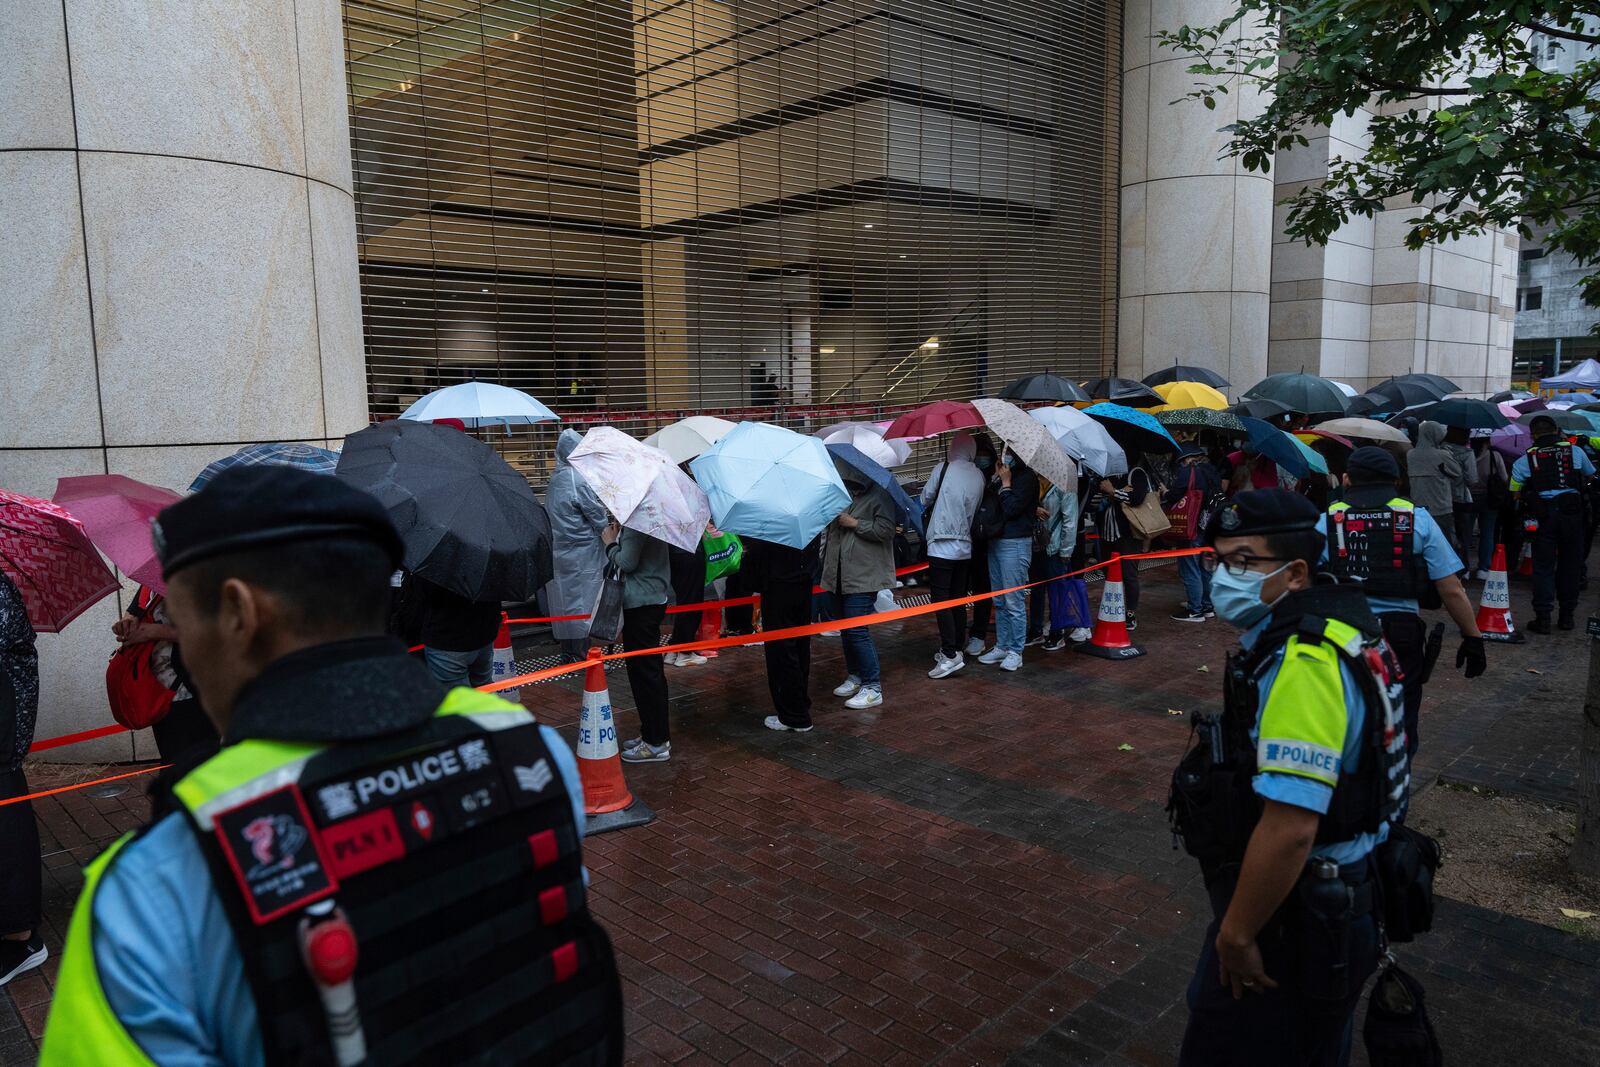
[322,808,407,879]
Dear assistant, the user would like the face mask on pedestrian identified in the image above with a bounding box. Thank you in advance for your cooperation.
[976,454,994,472]
[1209,561,1293,629]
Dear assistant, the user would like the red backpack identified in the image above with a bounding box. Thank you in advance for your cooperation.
[105,588,178,730]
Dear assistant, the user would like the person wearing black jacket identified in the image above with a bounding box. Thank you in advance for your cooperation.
[1165,445,1224,623]
[1096,463,1154,629]
[746,535,822,731]
[977,451,1040,671]
[0,572,44,989]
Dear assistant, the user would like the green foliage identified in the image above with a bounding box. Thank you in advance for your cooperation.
[1157,3,1600,315]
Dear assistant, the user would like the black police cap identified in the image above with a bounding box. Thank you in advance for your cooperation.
[1345,445,1400,484]
[1209,488,1321,543]
[154,466,404,580]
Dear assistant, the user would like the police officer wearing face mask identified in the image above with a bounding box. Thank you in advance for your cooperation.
[1322,446,1486,758]
[43,467,622,1067]
[1171,490,1409,1066]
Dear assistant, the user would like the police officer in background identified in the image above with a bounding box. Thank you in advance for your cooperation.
[1512,414,1596,632]
[1172,490,1408,1066]
[1323,446,1486,758]
[43,467,622,1066]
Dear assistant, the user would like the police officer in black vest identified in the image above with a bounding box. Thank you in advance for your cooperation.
[45,467,622,1066]
[1171,490,1410,1066]
[1511,414,1597,632]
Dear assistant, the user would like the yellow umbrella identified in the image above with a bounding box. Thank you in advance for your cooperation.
[1153,381,1228,411]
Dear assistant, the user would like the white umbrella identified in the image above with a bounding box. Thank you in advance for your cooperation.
[1314,417,1410,444]
[1028,406,1128,477]
[822,424,911,468]
[1328,380,1359,397]
[399,380,559,430]
[568,427,711,552]
[643,415,738,464]
[972,398,1079,493]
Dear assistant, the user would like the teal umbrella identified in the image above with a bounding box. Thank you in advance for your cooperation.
[1242,373,1350,416]
[1289,434,1330,475]
[690,423,849,548]
[1083,403,1180,453]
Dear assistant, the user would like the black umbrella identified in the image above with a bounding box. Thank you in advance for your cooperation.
[1082,376,1164,406]
[1227,397,1292,421]
[337,420,553,602]
[1141,364,1231,389]
[1242,373,1350,416]
[1345,393,1387,417]
[997,373,1092,404]
[1413,398,1509,430]
[1368,377,1448,409]
[1517,409,1591,432]
[1394,372,1461,394]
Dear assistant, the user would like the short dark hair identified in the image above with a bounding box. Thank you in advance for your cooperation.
[177,537,394,637]
[1263,528,1325,572]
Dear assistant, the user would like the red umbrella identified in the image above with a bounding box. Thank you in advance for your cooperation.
[54,475,181,594]
[883,400,983,440]
[0,489,119,632]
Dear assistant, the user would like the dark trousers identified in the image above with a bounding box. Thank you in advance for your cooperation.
[1379,612,1426,759]
[622,603,670,746]
[723,570,755,634]
[1500,504,1525,578]
[0,768,40,935]
[1453,510,1478,572]
[968,544,992,641]
[1530,500,1585,616]
[1027,550,1048,640]
[1179,871,1379,1067]
[668,543,707,645]
[1112,535,1142,612]
[760,580,812,728]
[927,557,969,657]
[151,698,219,763]
[559,638,589,664]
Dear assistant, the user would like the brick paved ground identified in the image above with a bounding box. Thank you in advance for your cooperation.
[4,565,1597,1065]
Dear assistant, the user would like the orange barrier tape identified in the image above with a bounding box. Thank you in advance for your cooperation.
[0,764,170,808]
[28,723,127,754]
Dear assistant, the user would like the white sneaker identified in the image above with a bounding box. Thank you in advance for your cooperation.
[1475,569,1491,581]
[977,646,1006,665]
[672,651,708,667]
[821,630,841,638]
[832,676,862,697]
[1069,627,1092,643]
[1000,651,1022,672]
[964,637,986,656]
[928,653,965,679]
[662,652,681,666]
[845,687,882,709]
[764,715,813,732]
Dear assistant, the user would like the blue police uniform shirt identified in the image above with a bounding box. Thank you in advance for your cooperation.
[89,724,586,1067]
[1240,618,1389,866]
[1318,506,1461,616]
[1510,441,1595,498]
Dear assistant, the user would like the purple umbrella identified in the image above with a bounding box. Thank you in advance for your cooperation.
[1490,423,1532,460]
[54,475,182,593]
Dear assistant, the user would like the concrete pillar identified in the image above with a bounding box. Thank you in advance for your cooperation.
[1120,0,1274,390]
[0,0,367,760]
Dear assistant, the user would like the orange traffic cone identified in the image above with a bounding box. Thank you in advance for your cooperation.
[1075,556,1145,660]
[490,613,519,694]
[574,651,655,833]
[1475,544,1524,643]
[1517,539,1533,578]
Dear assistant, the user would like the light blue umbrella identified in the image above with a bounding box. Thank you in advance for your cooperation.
[1288,433,1330,475]
[189,443,339,492]
[690,423,850,548]
[826,443,924,534]
[1082,403,1180,453]
[399,380,559,430]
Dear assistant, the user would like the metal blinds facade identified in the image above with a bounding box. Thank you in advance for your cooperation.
[342,0,1121,476]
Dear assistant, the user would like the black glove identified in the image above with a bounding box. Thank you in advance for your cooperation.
[1456,635,1487,679]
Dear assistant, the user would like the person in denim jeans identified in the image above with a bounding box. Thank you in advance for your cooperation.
[1166,445,1222,623]
[820,474,896,708]
[980,452,1039,671]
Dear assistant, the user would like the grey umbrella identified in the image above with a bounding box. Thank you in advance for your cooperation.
[337,420,553,602]
[1242,373,1350,416]
[998,373,1092,404]
[1141,365,1231,389]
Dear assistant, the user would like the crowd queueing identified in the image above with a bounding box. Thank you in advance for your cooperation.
[0,369,1596,1066]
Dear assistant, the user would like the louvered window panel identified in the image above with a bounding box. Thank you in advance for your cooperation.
[343,0,1120,479]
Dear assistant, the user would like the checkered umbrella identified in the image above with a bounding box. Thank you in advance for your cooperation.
[190,443,339,492]
[1155,407,1246,434]
[0,490,119,632]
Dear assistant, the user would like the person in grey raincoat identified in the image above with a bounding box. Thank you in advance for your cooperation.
[543,429,610,661]
[1406,421,1466,557]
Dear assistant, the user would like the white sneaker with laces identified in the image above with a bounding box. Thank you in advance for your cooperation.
[928,653,965,679]
[964,637,986,656]
[844,687,882,710]
[1069,627,1092,643]
[832,675,862,697]
[675,651,708,666]
[662,652,681,667]
[764,715,813,732]
[1000,651,1022,672]
[978,646,1006,665]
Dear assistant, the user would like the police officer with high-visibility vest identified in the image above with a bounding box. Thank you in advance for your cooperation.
[1169,490,1412,1065]
[1321,446,1486,757]
[42,467,622,1067]
[1511,414,1596,633]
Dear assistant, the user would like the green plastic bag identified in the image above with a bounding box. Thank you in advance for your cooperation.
[703,530,743,583]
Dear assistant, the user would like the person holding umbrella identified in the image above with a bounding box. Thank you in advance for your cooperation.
[1512,413,1597,632]
[746,533,822,731]
[920,432,986,678]
[978,450,1040,671]
[822,471,897,709]
[545,428,610,663]
[964,433,1000,656]
[606,522,674,762]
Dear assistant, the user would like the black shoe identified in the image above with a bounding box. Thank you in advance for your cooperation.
[1171,609,1207,624]
[1024,633,1047,648]
[0,935,46,988]
[1529,615,1553,635]
[1559,612,1575,631]
[1126,612,1138,632]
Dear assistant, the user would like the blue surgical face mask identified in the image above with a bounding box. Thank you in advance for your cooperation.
[976,455,995,472]
[1209,561,1292,629]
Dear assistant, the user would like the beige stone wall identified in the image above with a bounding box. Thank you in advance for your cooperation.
[0,0,367,760]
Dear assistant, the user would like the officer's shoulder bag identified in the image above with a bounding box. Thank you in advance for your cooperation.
[1374,822,1441,943]
[174,692,623,1067]
[1364,957,1444,1066]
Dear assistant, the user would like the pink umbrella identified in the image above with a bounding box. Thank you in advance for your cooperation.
[54,475,181,593]
[0,489,119,632]
[1491,423,1532,460]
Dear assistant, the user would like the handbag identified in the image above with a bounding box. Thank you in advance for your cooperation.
[1363,958,1443,1066]
[1121,469,1172,541]
[105,589,179,731]
[703,529,742,584]
[1163,468,1204,542]
[587,562,626,645]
